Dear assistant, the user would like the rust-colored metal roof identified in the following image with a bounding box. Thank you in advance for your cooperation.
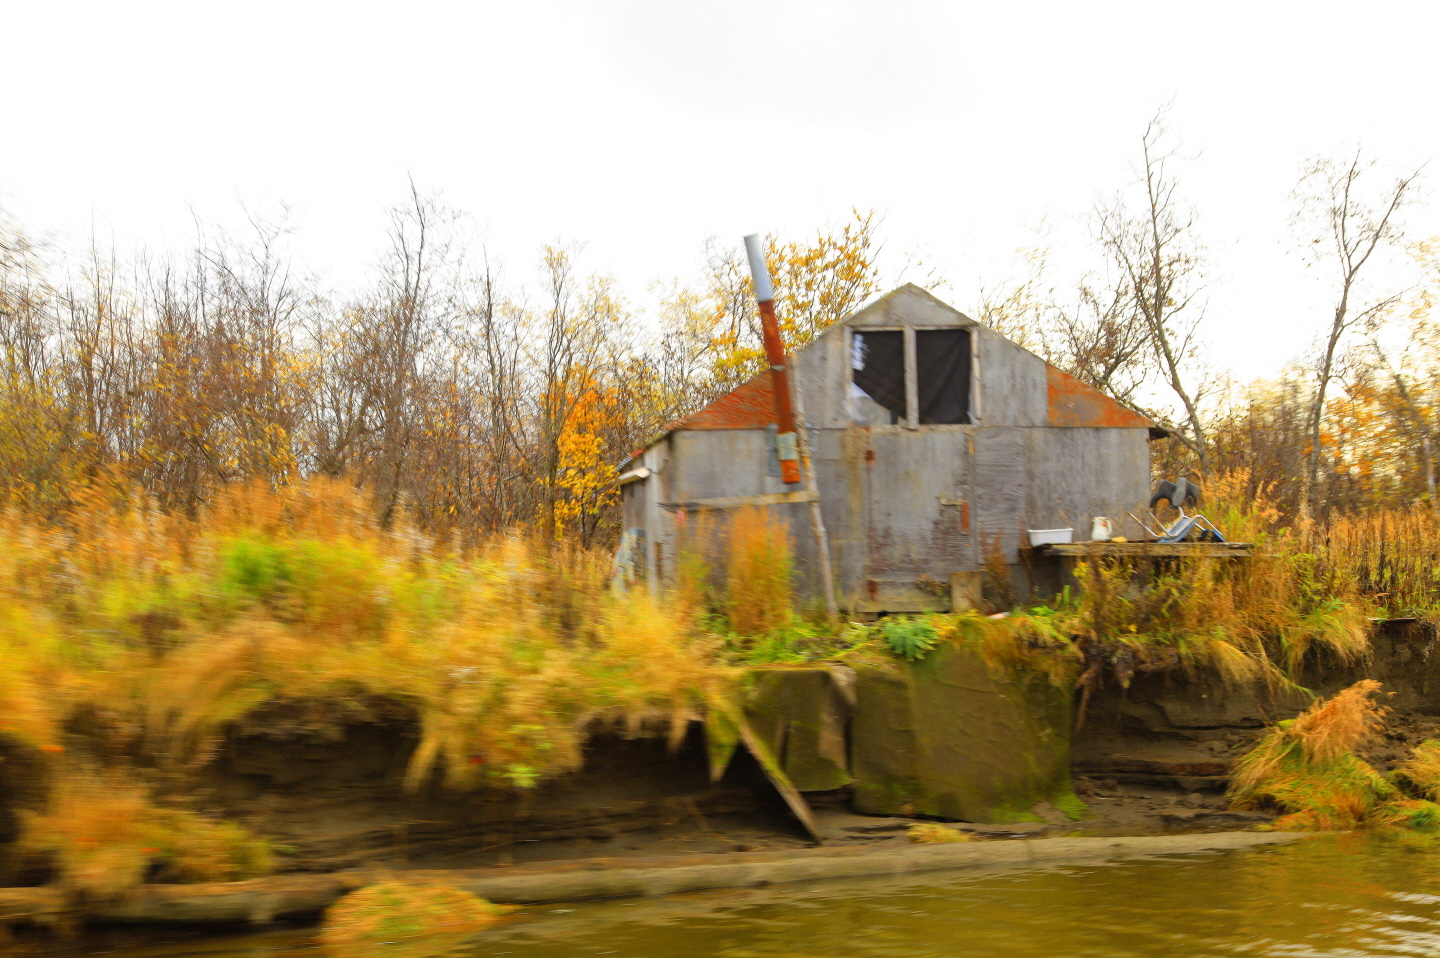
[667,369,778,431]
[1045,365,1154,429]
[661,359,1152,436]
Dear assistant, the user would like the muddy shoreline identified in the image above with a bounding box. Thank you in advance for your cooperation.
[1,830,1301,932]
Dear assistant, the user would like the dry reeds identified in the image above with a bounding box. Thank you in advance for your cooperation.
[722,507,796,636]
[1228,680,1395,830]
[13,770,274,898]
[1315,507,1440,619]
[0,478,727,806]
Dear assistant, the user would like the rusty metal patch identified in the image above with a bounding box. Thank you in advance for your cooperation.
[666,370,777,431]
[1046,365,1154,429]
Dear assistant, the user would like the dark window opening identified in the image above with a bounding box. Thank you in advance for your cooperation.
[851,330,906,424]
[916,328,972,424]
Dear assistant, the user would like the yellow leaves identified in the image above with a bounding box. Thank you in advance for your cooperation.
[767,208,883,352]
[554,380,624,540]
[669,209,884,393]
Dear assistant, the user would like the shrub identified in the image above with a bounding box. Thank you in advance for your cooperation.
[881,618,938,662]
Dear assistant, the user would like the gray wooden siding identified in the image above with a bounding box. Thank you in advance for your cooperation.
[624,285,1153,609]
[845,285,976,329]
[972,328,1046,428]
[1023,427,1151,539]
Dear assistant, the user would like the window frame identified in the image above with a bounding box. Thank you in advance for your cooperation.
[847,325,977,429]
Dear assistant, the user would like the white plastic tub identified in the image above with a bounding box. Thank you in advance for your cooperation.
[1027,528,1074,547]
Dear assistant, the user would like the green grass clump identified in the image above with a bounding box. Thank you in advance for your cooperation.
[881,618,938,662]
[1374,799,1440,833]
[1392,740,1440,801]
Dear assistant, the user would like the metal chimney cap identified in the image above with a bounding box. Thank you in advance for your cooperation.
[743,234,774,303]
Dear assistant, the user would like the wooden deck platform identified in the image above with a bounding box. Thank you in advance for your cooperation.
[1032,541,1254,559]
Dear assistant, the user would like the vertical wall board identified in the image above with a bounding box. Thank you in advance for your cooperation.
[670,430,772,501]
[972,328,1046,428]
[972,428,1029,564]
[786,496,818,601]
[1022,428,1151,538]
[810,432,868,603]
[864,431,974,589]
[844,284,977,329]
[794,327,852,430]
[651,435,679,587]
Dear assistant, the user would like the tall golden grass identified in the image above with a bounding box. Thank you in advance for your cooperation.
[721,507,797,637]
[674,506,814,659]
[0,478,727,801]
[1312,507,1440,619]
[1228,680,1396,831]
[13,771,275,898]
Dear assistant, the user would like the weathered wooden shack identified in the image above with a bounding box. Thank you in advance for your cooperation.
[618,284,1158,614]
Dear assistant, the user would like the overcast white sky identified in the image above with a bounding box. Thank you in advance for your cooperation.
[3,0,1438,384]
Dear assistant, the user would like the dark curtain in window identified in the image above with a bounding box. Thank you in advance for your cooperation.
[852,330,906,421]
[916,328,971,424]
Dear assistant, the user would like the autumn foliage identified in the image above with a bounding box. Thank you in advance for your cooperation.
[0,205,902,552]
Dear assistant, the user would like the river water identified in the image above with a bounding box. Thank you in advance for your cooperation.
[74,833,1440,958]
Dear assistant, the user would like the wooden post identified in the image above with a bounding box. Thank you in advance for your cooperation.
[744,234,839,618]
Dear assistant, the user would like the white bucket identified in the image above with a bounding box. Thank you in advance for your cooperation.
[1027,528,1074,547]
[1091,517,1113,541]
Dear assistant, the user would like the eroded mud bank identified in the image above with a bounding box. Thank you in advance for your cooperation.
[1,620,1433,933]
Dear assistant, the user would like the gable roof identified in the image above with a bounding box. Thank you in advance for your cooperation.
[651,286,1155,441]
[845,283,976,328]
[668,368,779,431]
